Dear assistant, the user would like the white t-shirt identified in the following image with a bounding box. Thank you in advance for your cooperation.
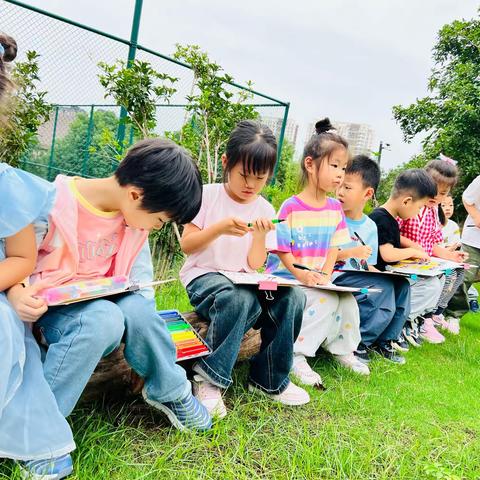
[462,176,480,248]
[442,219,461,246]
[180,183,277,287]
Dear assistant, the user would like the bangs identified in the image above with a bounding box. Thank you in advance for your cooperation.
[240,140,277,177]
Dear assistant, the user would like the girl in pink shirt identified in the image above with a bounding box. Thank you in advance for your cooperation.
[180,121,309,418]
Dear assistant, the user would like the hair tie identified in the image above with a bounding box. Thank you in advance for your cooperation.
[438,153,457,166]
[0,44,4,57]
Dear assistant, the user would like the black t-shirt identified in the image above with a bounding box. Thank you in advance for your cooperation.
[369,207,401,271]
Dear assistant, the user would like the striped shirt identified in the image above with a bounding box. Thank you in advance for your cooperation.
[266,195,350,279]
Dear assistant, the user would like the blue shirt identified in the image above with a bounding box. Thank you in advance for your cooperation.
[335,214,378,272]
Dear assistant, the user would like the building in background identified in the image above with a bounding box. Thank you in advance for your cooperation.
[261,115,299,145]
[306,120,375,157]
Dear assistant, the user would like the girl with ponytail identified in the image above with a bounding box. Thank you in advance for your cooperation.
[266,118,368,387]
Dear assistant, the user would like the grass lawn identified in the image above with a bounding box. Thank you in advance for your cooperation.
[2,281,480,479]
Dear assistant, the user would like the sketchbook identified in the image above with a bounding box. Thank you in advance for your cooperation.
[385,257,466,277]
[334,268,415,279]
[219,271,382,294]
[39,276,176,306]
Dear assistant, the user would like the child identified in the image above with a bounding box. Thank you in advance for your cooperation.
[369,169,444,348]
[447,176,480,317]
[266,118,368,387]
[334,155,411,364]
[440,195,479,313]
[0,34,75,479]
[9,138,212,431]
[180,120,309,417]
[399,159,467,337]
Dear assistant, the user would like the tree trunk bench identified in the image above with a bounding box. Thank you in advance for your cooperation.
[80,311,261,403]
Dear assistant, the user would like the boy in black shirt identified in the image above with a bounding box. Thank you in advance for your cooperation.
[369,169,445,347]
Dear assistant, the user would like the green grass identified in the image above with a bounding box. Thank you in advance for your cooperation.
[2,283,480,479]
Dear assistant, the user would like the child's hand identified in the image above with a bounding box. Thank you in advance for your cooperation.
[250,218,275,238]
[217,217,250,237]
[449,250,469,263]
[409,248,430,262]
[446,243,462,252]
[7,284,48,323]
[296,269,330,287]
[351,245,373,260]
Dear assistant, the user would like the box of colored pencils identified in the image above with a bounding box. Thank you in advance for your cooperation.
[158,310,211,362]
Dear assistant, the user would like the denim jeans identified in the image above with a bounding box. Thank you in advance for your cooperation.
[334,272,411,347]
[186,273,306,394]
[37,292,189,417]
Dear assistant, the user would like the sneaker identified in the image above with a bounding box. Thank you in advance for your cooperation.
[192,375,227,419]
[334,353,370,375]
[391,333,409,352]
[354,343,371,364]
[19,454,73,480]
[419,317,445,344]
[291,355,323,386]
[432,314,449,330]
[248,381,310,406]
[142,386,212,431]
[374,344,406,364]
[445,316,460,335]
[470,299,479,313]
[403,323,423,347]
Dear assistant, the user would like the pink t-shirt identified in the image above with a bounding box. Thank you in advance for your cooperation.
[70,179,125,280]
[180,183,277,287]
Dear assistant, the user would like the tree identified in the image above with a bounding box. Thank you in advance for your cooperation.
[392,14,480,212]
[173,44,259,183]
[0,51,52,167]
[51,109,120,179]
[98,59,178,140]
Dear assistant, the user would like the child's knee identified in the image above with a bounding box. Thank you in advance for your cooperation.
[80,300,125,350]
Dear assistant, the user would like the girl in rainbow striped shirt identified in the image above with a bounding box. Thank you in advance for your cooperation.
[266,119,368,386]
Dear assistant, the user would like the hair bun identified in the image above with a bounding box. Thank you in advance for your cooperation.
[315,118,334,135]
[0,33,17,62]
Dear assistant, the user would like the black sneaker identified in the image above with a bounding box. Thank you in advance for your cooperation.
[403,324,423,347]
[374,344,406,364]
[470,299,479,313]
[391,334,409,352]
[354,343,371,364]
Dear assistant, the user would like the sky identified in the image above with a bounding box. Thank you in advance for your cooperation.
[9,0,480,169]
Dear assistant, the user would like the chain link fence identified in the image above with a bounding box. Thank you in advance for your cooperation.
[2,0,289,181]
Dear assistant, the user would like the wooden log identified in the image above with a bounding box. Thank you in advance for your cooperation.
[80,311,261,403]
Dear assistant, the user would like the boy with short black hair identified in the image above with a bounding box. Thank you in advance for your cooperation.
[369,168,445,348]
[334,155,410,363]
[8,138,212,432]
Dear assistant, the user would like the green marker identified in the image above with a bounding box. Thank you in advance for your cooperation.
[247,218,286,228]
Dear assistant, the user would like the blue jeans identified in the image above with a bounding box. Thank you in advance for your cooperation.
[186,273,306,393]
[37,292,189,417]
[333,272,411,347]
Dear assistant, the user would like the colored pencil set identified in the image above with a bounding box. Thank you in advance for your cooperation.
[158,310,211,361]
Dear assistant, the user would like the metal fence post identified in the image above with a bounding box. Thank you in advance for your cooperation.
[47,105,59,181]
[82,105,95,176]
[270,102,290,186]
[116,0,143,148]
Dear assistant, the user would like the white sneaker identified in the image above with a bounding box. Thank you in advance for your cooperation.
[248,381,310,406]
[334,353,370,375]
[192,375,227,418]
[291,355,323,386]
[446,316,460,335]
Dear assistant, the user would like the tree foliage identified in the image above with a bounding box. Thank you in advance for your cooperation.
[393,13,480,212]
[0,51,52,167]
[98,59,178,139]
[172,44,259,183]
